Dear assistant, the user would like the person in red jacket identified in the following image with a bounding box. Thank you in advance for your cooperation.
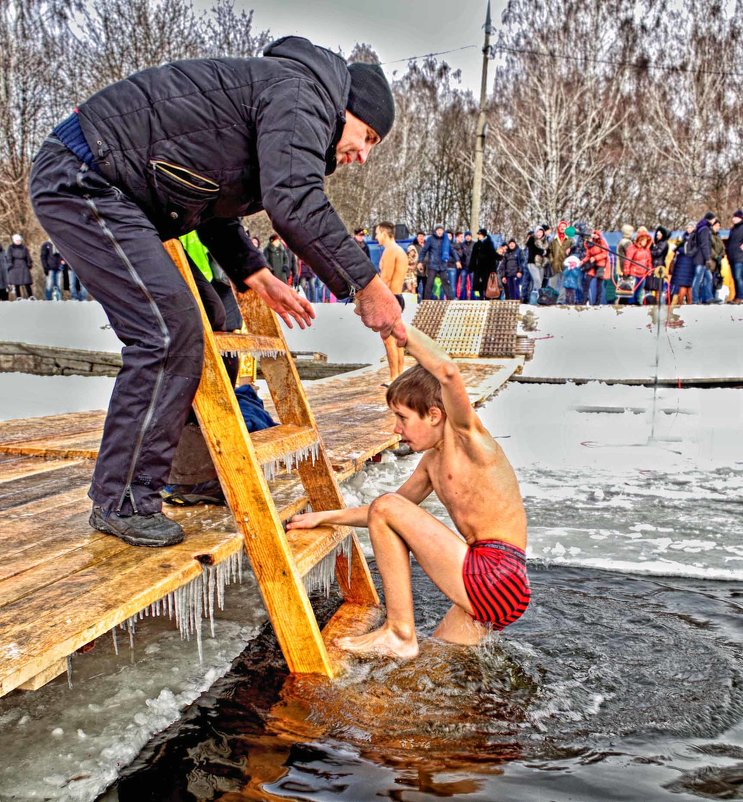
[625,226,653,304]
[579,229,610,305]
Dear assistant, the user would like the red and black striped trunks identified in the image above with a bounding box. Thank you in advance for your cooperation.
[462,540,530,628]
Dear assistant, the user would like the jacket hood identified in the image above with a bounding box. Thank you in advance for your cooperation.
[655,226,670,242]
[621,224,634,238]
[263,37,350,116]
[635,231,652,248]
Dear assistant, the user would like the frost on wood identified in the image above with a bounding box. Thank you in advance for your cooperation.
[262,441,319,481]
[302,534,353,597]
[115,549,244,663]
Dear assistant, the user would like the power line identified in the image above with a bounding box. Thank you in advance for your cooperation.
[380,45,478,66]
[493,43,743,78]
[379,41,743,79]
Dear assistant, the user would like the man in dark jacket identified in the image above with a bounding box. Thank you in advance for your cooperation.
[417,225,459,300]
[40,240,63,300]
[470,228,497,299]
[29,36,400,547]
[263,234,290,283]
[353,228,371,259]
[691,212,716,304]
[499,238,523,300]
[453,231,474,299]
[726,209,743,304]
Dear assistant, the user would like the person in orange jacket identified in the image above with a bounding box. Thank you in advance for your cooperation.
[579,229,610,305]
[625,226,653,304]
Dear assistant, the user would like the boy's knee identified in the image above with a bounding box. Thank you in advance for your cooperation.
[369,492,406,520]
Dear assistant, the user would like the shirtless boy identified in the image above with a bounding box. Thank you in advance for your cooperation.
[375,222,409,382]
[287,324,530,658]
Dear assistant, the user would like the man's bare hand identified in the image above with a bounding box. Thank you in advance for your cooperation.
[391,319,407,347]
[354,275,402,338]
[244,268,315,329]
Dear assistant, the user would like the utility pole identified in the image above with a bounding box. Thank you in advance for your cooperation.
[470,1,494,234]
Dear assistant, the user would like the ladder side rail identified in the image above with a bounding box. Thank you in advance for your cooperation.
[235,291,378,605]
[164,240,335,675]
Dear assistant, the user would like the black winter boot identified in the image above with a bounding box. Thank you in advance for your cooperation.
[90,506,184,547]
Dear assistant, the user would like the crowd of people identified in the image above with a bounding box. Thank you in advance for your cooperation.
[400,210,743,307]
[3,209,741,307]
[0,236,87,301]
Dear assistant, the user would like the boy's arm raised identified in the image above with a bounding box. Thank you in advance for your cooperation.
[403,324,476,431]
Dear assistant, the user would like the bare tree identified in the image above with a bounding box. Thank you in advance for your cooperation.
[0,0,71,293]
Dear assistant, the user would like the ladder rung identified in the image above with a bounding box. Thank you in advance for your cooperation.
[213,331,285,355]
[287,524,353,577]
[251,424,318,467]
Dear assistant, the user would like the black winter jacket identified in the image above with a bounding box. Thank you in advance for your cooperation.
[726,221,743,266]
[694,220,713,265]
[650,227,669,269]
[470,236,497,280]
[76,36,375,299]
[40,241,63,274]
[499,248,522,279]
[0,246,7,290]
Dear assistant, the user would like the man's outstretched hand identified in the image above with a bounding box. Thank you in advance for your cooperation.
[245,268,315,329]
[354,275,405,344]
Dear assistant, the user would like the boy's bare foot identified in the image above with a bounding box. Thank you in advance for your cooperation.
[337,623,419,659]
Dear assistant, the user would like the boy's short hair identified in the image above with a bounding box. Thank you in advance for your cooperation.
[386,364,444,417]
[377,221,394,237]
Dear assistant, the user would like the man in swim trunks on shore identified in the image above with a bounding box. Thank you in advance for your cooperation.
[287,323,530,658]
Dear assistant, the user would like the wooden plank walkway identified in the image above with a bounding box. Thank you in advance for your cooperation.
[0,358,521,696]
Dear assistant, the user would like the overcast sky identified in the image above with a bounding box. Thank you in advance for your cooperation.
[199,0,508,94]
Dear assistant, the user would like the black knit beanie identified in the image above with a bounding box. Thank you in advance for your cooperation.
[346,62,395,140]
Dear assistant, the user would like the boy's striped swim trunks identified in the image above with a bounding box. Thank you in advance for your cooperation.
[462,540,530,628]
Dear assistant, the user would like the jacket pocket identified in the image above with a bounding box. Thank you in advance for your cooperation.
[148,160,220,231]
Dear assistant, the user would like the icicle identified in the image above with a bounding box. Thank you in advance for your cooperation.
[207,566,216,637]
[111,627,119,656]
[252,349,281,359]
[341,535,353,586]
[216,557,226,610]
[302,536,354,598]
[66,655,73,689]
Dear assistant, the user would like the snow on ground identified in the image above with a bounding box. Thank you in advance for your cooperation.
[520,304,743,381]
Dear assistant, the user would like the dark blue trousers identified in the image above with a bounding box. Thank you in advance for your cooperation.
[30,138,204,516]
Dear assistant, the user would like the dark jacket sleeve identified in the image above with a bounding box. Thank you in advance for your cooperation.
[40,243,51,274]
[698,227,712,263]
[196,218,267,288]
[255,79,376,299]
[418,239,432,266]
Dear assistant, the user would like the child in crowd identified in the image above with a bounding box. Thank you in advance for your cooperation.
[562,252,582,305]
[288,324,530,658]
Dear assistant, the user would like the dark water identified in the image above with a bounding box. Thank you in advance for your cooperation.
[105,563,743,802]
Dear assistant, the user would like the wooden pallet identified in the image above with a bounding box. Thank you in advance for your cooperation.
[412,300,523,358]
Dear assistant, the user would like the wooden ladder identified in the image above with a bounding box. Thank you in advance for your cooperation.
[164,240,380,677]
